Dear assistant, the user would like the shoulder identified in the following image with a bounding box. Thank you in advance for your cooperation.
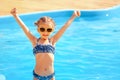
[31,37,38,47]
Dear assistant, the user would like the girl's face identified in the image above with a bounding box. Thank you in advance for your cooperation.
[37,23,54,39]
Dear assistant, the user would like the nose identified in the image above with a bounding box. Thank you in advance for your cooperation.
[44,31,48,34]
[42,32,49,36]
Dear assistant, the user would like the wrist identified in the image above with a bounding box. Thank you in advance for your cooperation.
[13,14,18,17]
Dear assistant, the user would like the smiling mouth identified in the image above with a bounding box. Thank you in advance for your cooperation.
[42,34,49,36]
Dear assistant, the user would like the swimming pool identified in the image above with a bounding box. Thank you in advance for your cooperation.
[0,5,120,80]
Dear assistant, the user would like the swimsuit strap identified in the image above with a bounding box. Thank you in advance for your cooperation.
[36,38,41,45]
[48,38,52,45]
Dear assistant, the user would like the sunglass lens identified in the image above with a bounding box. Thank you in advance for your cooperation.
[40,28,45,32]
[47,28,52,32]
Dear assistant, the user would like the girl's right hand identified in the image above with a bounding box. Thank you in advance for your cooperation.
[73,10,81,17]
[10,8,17,16]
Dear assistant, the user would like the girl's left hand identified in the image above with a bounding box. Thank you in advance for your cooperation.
[73,10,81,17]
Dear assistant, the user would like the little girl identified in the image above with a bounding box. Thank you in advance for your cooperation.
[10,8,80,80]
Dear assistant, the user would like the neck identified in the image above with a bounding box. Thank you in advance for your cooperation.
[39,37,50,44]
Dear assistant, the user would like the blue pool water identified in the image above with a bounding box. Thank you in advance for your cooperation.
[0,5,120,80]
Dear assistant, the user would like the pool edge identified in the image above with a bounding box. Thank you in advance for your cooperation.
[0,5,120,18]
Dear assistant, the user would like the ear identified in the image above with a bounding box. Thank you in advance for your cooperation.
[37,28,40,33]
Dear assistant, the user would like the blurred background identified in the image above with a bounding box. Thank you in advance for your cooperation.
[0,0,120,15]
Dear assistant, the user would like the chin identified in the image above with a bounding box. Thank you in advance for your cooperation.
[42,36,49,39]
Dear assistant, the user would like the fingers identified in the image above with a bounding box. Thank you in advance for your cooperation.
[76,11,81,16]
[74,10,81,17]
[13,8,16,12]
[10,8,17,15]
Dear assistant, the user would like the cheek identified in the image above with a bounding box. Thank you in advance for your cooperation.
[39,32,43,35]
[37,29,42,35]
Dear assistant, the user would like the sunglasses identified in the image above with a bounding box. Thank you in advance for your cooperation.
[39,28,53,32]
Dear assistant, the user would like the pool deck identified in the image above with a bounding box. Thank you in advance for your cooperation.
[0,0,120,16]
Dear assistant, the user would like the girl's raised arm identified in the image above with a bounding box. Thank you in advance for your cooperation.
[52,10,80,44]
[10,8,36,45]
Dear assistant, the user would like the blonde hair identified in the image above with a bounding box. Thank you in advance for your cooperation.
[34,16,56,27]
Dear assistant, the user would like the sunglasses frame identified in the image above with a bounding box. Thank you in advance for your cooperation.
[38,27,53,32]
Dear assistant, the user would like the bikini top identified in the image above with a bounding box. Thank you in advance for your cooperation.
[33,38,55,55]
